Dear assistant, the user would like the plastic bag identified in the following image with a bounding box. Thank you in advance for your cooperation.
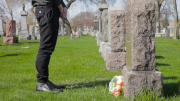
[109,76,124,97]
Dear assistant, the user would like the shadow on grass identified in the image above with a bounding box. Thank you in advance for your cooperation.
[163,81,180,98]
[65,80,110,89]
[156,63,171,66]
[2,42,39,46]
[0,53,22,57]
[156,56,164,59]
[163,76,178,80]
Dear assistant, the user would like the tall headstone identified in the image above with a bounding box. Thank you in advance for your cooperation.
[167,23,174,37]
[29,25,36,40]
[84,25,87,34]
[122,0,163,98]
[93,17,98,37]
[87,26,89,34]
[155,22,162,37]
[165,28,170,39]
[79,28,82,36]
[0,14,5,36]
[106,7,126,71]
[3,20,18,43]
[61,24,64,36]
[16,24,21,35]
[64,28,66,35]
[19,4,31,40]
[97,0,109,46]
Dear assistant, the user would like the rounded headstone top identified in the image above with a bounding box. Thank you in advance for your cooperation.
[101,0,107,4]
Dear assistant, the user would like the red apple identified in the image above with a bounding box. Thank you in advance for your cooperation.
[114,91,120,97]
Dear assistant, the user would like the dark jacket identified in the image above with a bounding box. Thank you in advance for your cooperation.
[32,0,66,7]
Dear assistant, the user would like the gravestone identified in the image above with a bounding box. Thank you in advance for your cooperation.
[87,26,89,34]
[76,28,80,37]
[167,23,174,37]
[165,28,170,39]
[64,28,66,35]
[29,25,36,40]
[97,0,109,46]
[84,25,87,34]
[106,7,126,71]
[16,24,21,35]
[0,14,5,36]
[3,20,18,43]
[122,0,163,98]
[19,5,31,40]
[79,28,83,36]
[61,24,64,36]
[93,17,98,37]
[155,22,162,37]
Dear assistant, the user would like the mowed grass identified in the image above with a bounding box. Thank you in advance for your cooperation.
[0,35,179,101]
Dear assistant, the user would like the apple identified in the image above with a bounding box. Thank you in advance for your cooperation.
[114,91,120,97]
[117,80,123,86]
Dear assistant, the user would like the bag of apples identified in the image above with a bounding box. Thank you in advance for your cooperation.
[109,76,124,97]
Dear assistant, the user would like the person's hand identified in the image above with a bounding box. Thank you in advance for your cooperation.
[58,4,63,16]
[61,7,67,19]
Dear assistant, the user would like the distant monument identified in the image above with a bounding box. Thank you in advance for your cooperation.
[0,14,5,36]
[19,4,31,40]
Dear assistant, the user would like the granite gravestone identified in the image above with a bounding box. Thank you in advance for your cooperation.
[106,7,126,71]
[19,4,31,40]
[64,28,66,35]
[29,25,36,40]
[122,0,163,98]
[61,24,64,36]
[93,17,98,37]
[79,28,82,36]
[16,24,20,35]
[165,28,170,39]
[167,23,174,37]
[84,25,87,34]
[0,14,5,36]
[155,22,162,37]
[97,0,109,46]
[3,20,18,43]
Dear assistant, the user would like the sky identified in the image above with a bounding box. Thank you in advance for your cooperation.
[2,0,180,22]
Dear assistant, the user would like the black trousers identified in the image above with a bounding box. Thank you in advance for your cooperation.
[35,5,60,83]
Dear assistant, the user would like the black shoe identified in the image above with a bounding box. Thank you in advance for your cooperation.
[48,80,66,89]
[36,82,63,92]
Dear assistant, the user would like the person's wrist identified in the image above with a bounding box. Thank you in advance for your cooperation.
[58,5,63,13]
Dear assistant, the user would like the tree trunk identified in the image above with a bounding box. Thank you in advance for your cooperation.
[173,0,179,39]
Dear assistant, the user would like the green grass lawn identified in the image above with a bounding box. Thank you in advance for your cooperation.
[0,35,179,101]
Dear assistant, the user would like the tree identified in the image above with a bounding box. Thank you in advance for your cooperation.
[162,13,169,29]
[173,0,180,39]
[0,0,21,20]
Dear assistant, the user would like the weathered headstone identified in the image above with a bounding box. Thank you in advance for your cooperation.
[97,0,109,46]
[64,28,66,35]
[122,0,163,98]
[84,25,87,34]
[16,24,20,35]
[76,28,80,37]
[167,23,174,37]
[79,28,82,36]
[0,14,5,36]
[165,28,170,39]
[3,20,18,43]
[106,7,126,71]
[60,24,64,36]
[29,25,36,40]
[93,17,98,37]
[19,5,31,40]
[155,22,162,37]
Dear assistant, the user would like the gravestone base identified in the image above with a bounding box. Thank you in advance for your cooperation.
[101,42,110,61]
[31,36,37,40]
[122,66,163,99]
[99,42,105,52]
[0,31,5,36]
[97,33,103,46]
[106,52,126,71]
[155,33,162,37]
[19,35,31,40]
[3,37,18,43]
[36,35,40,40]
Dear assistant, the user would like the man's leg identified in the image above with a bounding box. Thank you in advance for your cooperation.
[35,6,62,92]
